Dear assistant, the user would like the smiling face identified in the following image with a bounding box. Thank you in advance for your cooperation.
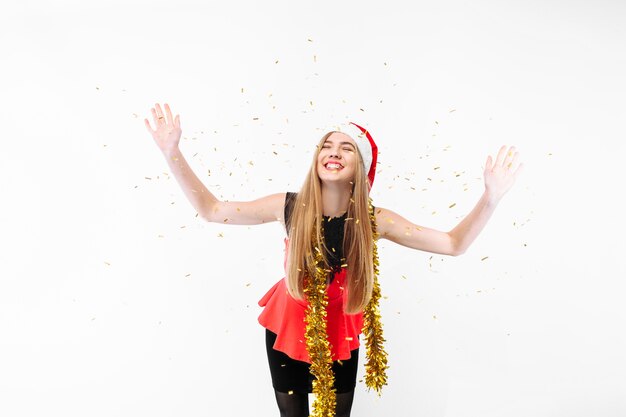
[316,132,359,186]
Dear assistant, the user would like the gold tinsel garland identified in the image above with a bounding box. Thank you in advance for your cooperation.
[304,198,388,417]
[303,240,336,416]
[362,198,389,395]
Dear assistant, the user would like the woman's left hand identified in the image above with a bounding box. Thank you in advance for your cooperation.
[484,145,524,202]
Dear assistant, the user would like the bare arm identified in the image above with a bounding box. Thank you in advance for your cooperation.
[375,207,459,256]
[145,103,285,226]
[375,145,523,256]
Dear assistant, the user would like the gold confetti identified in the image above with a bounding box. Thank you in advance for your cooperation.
[481,256,489,261]
[217,232,224,237]
[185,273,191,277]
[104,261,110,266]
[449,203,456,208]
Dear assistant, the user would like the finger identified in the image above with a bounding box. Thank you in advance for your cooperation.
[164,103,174,125]
[503,146,516,169]
[175,114,180,128]
[485,155,492,171]
[155,103,166,124]
[513,162,524,177]
[494,145,507,167]
[151,108,161,125]
[144,118,155,133]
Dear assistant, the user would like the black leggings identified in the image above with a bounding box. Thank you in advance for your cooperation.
[265,329,358,417]
[265,328,359,394]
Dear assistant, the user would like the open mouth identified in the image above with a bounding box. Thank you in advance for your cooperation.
[324,162,344,170]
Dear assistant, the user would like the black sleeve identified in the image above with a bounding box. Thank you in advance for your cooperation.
[284,192,297,234]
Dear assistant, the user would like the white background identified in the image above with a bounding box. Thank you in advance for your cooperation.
[1,0,625,416]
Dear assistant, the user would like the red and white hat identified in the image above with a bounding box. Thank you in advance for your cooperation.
[348,122,378,189]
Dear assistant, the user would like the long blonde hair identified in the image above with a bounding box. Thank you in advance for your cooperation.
[285,131,375,314]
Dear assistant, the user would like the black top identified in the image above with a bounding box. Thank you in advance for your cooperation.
[283,192,349,273]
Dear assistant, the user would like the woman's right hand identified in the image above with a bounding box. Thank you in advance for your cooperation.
[144,103,181,155]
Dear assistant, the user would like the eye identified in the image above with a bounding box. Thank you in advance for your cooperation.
[343,147,353,152]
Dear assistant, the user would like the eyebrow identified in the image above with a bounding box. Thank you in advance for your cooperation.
[324,139,355,149]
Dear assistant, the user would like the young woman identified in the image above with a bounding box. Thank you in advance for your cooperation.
[144,102,523,417]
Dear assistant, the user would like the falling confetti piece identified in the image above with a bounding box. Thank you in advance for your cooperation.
[185,273,191,277]
[218,232,224,237]
[449,203,456,208]
[449,109,456,113]
[481,256,489,261]
[104,261,111,266]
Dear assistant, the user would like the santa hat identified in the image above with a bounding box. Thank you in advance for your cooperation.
[348,122,378,189]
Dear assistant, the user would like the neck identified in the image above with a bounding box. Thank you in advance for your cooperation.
[320,182,351,217]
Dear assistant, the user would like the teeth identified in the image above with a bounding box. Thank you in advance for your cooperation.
[326,163,343,169]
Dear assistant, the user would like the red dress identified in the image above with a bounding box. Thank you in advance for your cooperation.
[258,237,364,364]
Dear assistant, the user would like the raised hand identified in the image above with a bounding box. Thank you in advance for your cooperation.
[484,145,524,202]
[144,103,181,155]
